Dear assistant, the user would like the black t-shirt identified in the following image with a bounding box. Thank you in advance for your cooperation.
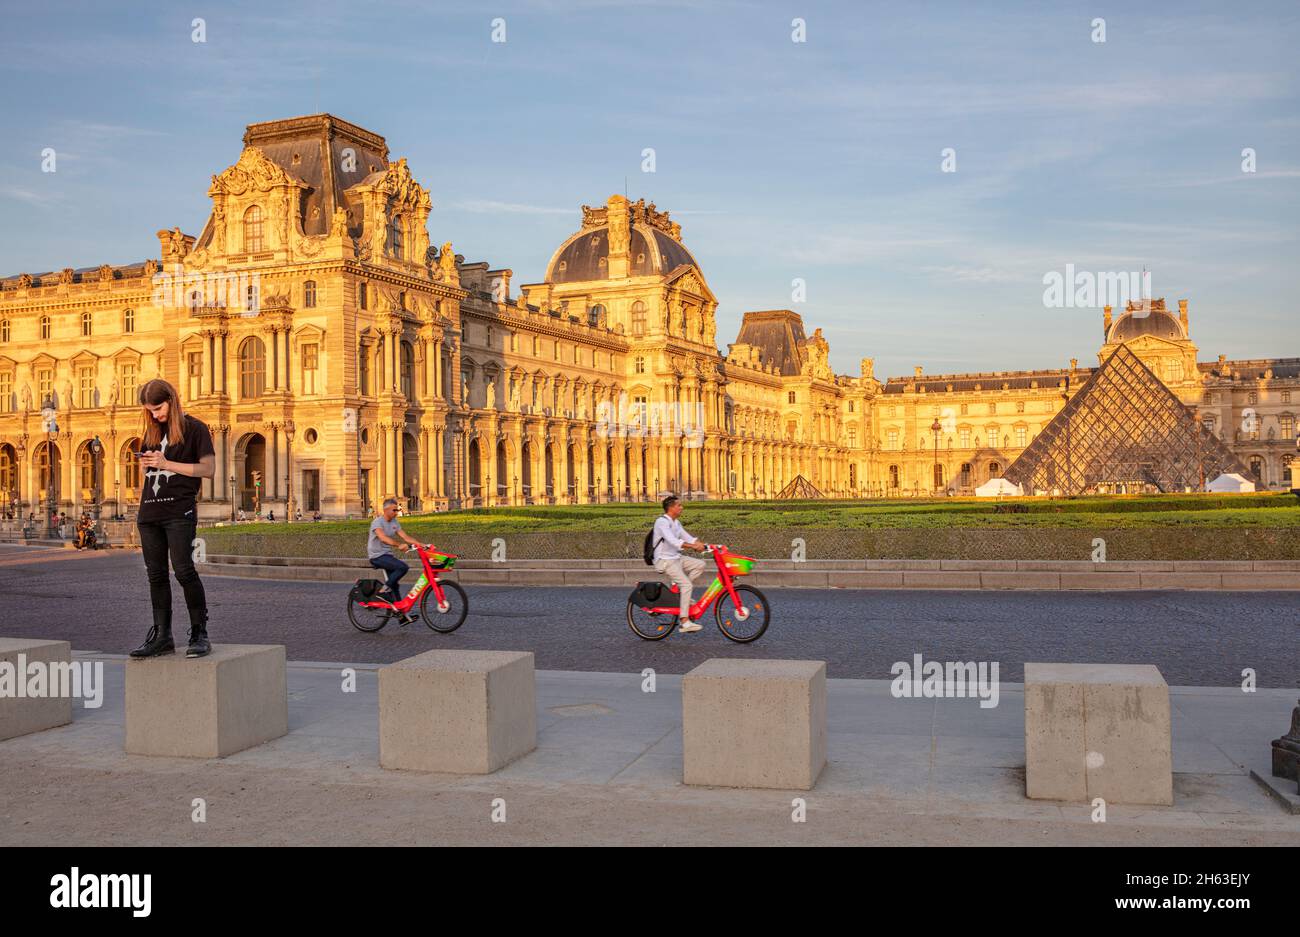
[136,414,215,523]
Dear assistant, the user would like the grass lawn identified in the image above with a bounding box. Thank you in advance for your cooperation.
[214,493,1300,535]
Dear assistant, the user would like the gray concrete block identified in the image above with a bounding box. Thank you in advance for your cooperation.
[125,644,288,758]
[683,658,826,790]
[0,638,74,741]
[379,650,536,774]
[1024,662,1172,805]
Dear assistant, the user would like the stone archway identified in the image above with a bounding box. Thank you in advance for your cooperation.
[468,438,482,506]
[496,440,509,502]
[235,432,267,512]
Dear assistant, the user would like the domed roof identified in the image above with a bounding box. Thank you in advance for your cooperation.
[1107,308,1186,343]
[545,199,698,283]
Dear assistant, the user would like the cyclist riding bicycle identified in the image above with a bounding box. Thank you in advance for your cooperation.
[368,497,423,625]
[651,494,708,633]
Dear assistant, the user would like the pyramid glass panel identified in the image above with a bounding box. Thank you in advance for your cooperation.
[1002,345,1248,495]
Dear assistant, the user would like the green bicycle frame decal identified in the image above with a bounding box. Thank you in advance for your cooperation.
[407,572,429,600]
[699,577,725,606]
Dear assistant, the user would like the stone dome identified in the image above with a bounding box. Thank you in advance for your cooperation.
[1107,307,1187,343]
[544,198,697,283]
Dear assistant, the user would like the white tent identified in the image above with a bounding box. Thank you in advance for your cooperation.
[1206,472,1255,493]
[975,477,1024,497]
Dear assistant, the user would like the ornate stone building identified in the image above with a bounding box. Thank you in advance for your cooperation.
[0,114,1294,519]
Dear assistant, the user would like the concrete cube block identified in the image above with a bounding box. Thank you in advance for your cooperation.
[683,658,826,790]
[1025,662,1172,805]
[125,645,287,758]
[379,650,536,774]
[0,638,74,741]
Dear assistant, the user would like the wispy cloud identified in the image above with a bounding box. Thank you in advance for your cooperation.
[451,200,572,215]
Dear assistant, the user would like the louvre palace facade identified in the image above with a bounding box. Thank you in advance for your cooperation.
[0,114,1295,520]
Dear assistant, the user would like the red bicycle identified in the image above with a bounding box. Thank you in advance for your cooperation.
[626,544,770,643]
[347,543,468,634]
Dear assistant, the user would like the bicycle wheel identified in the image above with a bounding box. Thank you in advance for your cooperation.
[627,600,678,641]
[420,580,468,633]
[347,590,392,633]
[714,585,770,643]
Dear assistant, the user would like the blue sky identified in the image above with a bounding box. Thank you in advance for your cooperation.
[1,0,1296,379]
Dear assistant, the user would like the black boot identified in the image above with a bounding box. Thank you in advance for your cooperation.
[186,607,211,659]
[129,609,175,658]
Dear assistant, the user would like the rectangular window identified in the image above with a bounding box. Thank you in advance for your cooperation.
[960,429,970,448]
[887,429,898,450]
[78,367,95,408]
[0,372,12,413]
[1282,415,1295,440]
[302,343,319,395]
[359,282,368,310]
[1015,426,1027,447]
[120,363,137,406]
[38,368,53,404]
[188,352,202,401]
[989,403,997,415]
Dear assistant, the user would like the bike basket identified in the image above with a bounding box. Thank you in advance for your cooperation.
[630,581,666,609]
[428,551,456,570]
[723,553,755,576]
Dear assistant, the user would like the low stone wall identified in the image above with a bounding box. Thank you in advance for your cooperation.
[196,526,1300,562]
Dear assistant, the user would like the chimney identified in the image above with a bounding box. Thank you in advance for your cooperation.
[1178,298,1189,332]
[1103,305,1112,337]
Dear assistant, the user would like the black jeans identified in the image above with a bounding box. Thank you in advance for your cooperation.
[369,554,409,599]
[138,517,207,619]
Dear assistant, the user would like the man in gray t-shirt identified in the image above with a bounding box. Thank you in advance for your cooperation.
[367,498,422,607]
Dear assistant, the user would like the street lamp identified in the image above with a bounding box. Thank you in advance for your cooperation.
[284,421,295,523]
[229,474,237,522]
[41,397,57,536]
[90,436,102,520]
[930,418,942,495]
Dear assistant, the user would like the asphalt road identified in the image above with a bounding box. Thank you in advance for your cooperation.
[1,546,1297,686]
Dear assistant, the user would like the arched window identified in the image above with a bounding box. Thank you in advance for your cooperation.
[630,301,646,337]
[123,308,134,333]
[933,464,944,489]
[960,463,972,487]
[303,280,317,308]
[40,316,51,340]
[390,216,404,258]
[988,461,1001,479]
[121,438,141,491]
[81,311,92,336]
[1249,456,1264,482]
[243,205,264,253]
[888,465,900,489]
[239,337,266,399]
[589,304,604,327]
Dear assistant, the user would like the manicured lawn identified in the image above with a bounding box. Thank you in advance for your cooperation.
[214,493,1299,535]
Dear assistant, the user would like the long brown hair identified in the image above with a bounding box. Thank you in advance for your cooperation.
[138,378,187,448]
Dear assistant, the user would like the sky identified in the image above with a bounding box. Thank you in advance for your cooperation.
[0,0,1296,380]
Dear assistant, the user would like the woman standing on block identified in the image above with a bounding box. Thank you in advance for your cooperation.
[128,378,217,659]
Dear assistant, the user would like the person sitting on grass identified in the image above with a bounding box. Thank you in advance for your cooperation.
[367,497,423,625]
